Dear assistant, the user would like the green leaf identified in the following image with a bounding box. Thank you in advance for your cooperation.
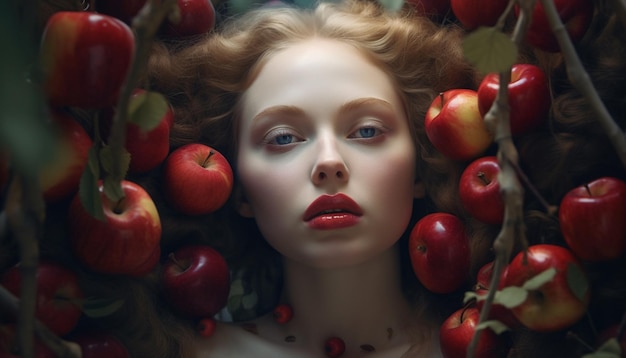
[464,291,479,304]
[127,91,169,132]
[476,320,510,335]
[78,145,105,221]
[376,0,404,12]
[99,145,130,180]
[462,26,518,74]
[522,268,557,291]
[581,337,622,358]
[103,176,125,203]
[567,263,590,302]
[82,297,125,318]
[493,286,528,308]
[241,291,258,310]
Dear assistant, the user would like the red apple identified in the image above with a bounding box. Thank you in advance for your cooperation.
[425,89,493,162]
[39,11,135,108]
[516,0,594,52]
[558,177,626,262]
[40,109,93,203]
[451,0,508,31]
[273,304,294,324]
[459,156,504,225]
[161,245,230,318]
[160,0,216,38]
[71,331,130,358]
[501,244,590,332]
[196,318,217,338]
[101,89,174,173]
[68,179,162,276]
[474,261,520,328]
[163,143,234,215]
[408,212,471,294]
[0,261,83,336]
[95,0,148,25]
[439,306,508,358]
[477,63,551,136]
[405,0,451,19]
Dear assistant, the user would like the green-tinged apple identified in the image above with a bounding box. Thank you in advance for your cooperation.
[95,0,147,25]
[71,330,130,358]
[409,212,471,294]
[163,143,234,215]
[450,0,508,30]
[405,0,450,20]
[39,11,134,108]
[559,177,626,262]
[0,261,83,336]
[101,89,174,173]
[515,0,594,52]
[459,156,504,225]
[425,89,493,162]
[501,244,590,332]
[439,306,509,358]
[40,109,93,203]
[160,0,216,38]
[68,180,162,276]
[474,261,520,328]
[161,245,230,318]
[477,64,551,136]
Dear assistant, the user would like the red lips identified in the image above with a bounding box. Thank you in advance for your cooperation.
[303,194,363,230]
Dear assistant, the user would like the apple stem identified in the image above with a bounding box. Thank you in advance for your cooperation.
[113,198,125,215]
[477,171,490,185]
[584,184,592,196]
[168,253,185,270]
[201,151,215,168]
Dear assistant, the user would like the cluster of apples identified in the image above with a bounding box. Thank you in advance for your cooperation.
[0,0,233,356]
[405,0,626,357]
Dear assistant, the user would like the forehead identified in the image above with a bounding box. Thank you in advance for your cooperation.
[240,38,402,117]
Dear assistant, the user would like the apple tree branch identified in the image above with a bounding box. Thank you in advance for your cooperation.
[539,0,626,169]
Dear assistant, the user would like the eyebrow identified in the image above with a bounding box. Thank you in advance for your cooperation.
[252,97,395,123]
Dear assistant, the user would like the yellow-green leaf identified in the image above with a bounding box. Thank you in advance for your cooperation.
[82,297,125,318]
[567,263,589,302]
[493,286,527,308]
[128,91,169,132]
[476,320,510,335]
[522,268,556,291]
[462,26,518,74]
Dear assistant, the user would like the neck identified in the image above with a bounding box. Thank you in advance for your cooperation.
[280,246,428,356]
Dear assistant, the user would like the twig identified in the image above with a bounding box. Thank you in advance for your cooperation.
[106,0,179,199]
[539,0,626,170]
[0,286,81,358]
[466,1,533,357]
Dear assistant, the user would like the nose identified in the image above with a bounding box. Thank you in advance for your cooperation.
[311,135,349,186]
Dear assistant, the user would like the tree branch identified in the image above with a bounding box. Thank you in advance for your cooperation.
[540,0,626,170]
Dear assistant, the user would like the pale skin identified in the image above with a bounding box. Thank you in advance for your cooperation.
[196,39,442,358]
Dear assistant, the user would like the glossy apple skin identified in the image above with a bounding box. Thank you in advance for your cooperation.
[474,261,520,328]
[68,180,162,276]
[425,89,493,162]
[516,0,594,52]
[39,110,93,203]
[72,331,130,358]
[439,306,507,358]
[161,245,230,318]
[40,12,135,108]
[559,177,626,262]
[0,261,83,336]
[160,0,216,38]
[95,0,147,25]
[451,0,508,30]
[477,64,551,136]
[405,0,450,19]
[459,156,504,225]
[163,143,234,215]
[101,89,174,173]
[409,213,471,294]
[501,244,590,332]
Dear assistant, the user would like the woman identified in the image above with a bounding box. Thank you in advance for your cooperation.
[136,1,488,357]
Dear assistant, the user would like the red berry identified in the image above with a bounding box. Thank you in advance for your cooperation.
[272,304,294,324]
[197,318,216,338]
[324,337,345,358]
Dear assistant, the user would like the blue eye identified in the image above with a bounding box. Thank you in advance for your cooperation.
[357,127,377,138]
[273,134,295,145]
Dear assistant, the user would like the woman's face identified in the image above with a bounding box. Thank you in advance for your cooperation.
[237,38,419,268]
